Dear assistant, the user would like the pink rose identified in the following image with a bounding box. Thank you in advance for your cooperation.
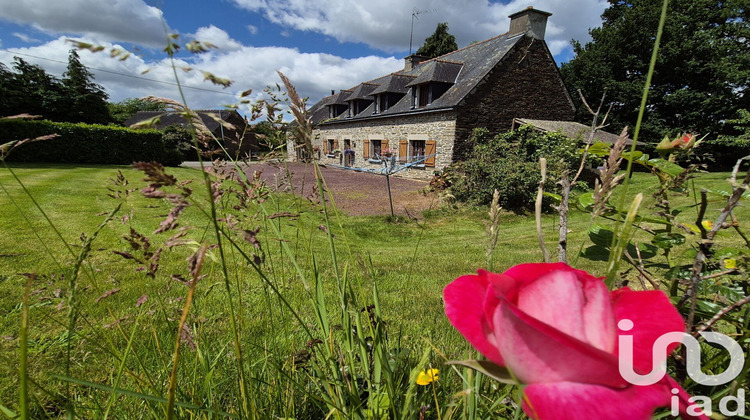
[443,263,706,419]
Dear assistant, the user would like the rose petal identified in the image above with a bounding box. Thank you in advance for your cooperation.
[612,288,685,373]
[444,272,505,365]
[516,269,588,345]
[493,298,626,387]
[581,274,616,353]
[493,263,616,352]
[491,263,573,302]
[522,381,673,420]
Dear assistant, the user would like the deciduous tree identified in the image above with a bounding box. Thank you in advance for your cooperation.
[560,0,749,142]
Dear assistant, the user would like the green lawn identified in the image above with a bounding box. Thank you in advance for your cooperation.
[0,163,746,418]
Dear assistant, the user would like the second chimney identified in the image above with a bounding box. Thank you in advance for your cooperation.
[403,54,429,72]
[508,7,552,40]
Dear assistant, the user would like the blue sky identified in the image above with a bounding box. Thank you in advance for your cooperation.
[0,0,609,114]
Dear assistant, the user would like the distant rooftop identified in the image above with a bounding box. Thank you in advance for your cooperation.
[513,118,632,145]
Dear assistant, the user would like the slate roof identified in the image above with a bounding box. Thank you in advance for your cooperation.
[124,110,241,133]
[369,74,415,95]
[331,89,353,104]
[513,118,632,145]
[346,83,378,101]
[405,60,463,86]
[309,31,526,125]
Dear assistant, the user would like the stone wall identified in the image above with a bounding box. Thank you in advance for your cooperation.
[453,36,576,161]
[292,110,457,180]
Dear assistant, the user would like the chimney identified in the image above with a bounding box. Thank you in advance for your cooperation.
[403,54,429,72]
[508,7,552,40]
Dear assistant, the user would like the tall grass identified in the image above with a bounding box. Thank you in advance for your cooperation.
[2,3,750,415]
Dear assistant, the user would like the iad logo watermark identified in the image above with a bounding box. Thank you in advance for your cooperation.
[617,319,745,417]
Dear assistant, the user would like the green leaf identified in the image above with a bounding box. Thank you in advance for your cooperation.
[665,265,692,281]
[0,404,18,418]
[651,233,686,249]
[627,242,658,260]
[584,141,611,157]
[446,359,515,384]
[588,224,614,247]
[581,245,611,261]
[365,392,391,420]
[621,151,645,162]
[647,158,685,177]
[715,247,746,259]
[543,192,561,204]
[578,192,595,210]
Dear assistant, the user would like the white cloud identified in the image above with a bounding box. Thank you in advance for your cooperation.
[12,32,40,43]
[0,36,401,115]
[246,24,258,35]
[0,0,168,47]
[189,26,243,51]
[230,0,607,57]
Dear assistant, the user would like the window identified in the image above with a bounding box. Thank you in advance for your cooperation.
[406,139,435,167]
[419,85,430,107]
[410,140,426,163]
[412,85,431,108]
[374,94,388,114]
[343,139,353,166]
[328,105,347,118]
[364,139,388,162]
[348,100,367,117]
[371,140,382,157]
[327,139,335,154]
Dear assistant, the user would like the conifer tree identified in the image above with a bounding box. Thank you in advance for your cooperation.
[416,22,458,58]
[62,50,110,124]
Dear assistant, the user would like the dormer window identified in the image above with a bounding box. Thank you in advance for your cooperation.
[347,98,373,117]
[412,85,431,108]
[328,104,347,119]
[374,94,393,114]
[418,85,430,107]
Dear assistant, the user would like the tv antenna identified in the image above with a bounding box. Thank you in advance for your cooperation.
[409,8,435,55]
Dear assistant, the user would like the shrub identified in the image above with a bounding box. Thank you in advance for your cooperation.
[442,126,593,212]
[162,125,197,161]
[1,119,182,166]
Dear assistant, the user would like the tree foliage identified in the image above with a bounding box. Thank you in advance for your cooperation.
[560,0,749,143]
[0,52,111,124]
[62,50,110,124]
[0,58,65,120]
[416,22,458,58]
[108,97,168,125]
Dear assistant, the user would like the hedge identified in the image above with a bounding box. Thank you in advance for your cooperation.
[0,119,182,166]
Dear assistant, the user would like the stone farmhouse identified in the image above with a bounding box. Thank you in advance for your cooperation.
[287,7,576,179]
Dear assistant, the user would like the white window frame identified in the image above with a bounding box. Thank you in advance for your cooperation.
[407,134,428,168]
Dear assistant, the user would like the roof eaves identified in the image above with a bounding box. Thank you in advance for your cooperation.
[317,106,456,126]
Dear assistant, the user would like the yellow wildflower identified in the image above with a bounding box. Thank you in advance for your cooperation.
[416,368,439,385]
[724,259,737,270]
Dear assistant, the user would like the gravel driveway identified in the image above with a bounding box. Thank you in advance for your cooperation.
[183,161,442,217]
